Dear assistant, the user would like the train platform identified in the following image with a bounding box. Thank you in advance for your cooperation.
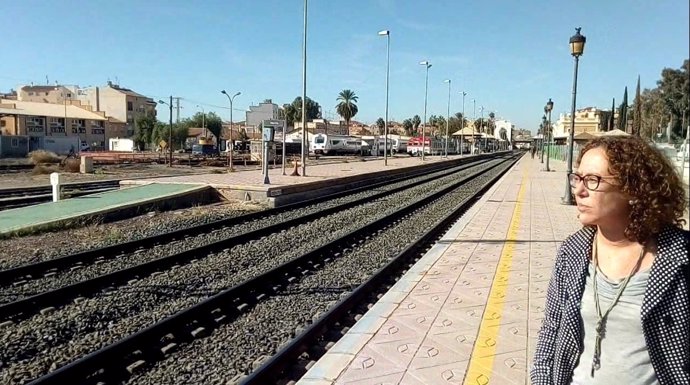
[0,183,211,237]
[297,156,582,385]
[120,155,473,207]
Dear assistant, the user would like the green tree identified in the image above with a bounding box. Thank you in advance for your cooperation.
[376,117,385,134]
[632,76,642,136]
[617,87,628,131]
[172,123,189,150]
[411,115,421,131]
[186,111,223,147]
[336,89,359,135]
[402,119,413,136]
[283,96,322,127]
[134,115,156,150]
[658,60,689,140]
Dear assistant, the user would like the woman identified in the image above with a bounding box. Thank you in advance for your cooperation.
[531,136,689,385]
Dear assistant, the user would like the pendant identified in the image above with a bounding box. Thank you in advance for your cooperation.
[591,357,601,376]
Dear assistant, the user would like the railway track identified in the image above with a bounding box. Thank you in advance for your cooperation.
[0,156,494,317]
[0,152,519,385]
[0,180,121,210]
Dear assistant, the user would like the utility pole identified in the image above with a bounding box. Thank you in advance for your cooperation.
[173,97,182,124]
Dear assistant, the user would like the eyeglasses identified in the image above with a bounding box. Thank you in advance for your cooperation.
[568,172,618,191]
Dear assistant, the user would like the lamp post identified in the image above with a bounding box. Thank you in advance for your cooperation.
[420,61,432,160]
[563,27,586,205]
[300,0,308,176]
[541,114,547,163]
[196,105,206,139]
[460,91,466,156]
[545,98,554,172]
[443,79,451,158]
[157,97,173,167]
[221,90,241,171]
[379,29,390,166]
[472,99,476,154]
[479,105,485,153]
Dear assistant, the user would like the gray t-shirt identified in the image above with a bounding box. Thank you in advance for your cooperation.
[570,263,658,385]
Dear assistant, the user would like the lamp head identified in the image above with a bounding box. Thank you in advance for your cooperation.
[569,27,586,57]
[546,98,554,112]
[221,90,227,95]
[378,30,390,36]
[443,79,451,83]
[158,100,165,104]
[419,61,431,68]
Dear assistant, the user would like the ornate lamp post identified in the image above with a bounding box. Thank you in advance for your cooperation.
[221,90,241,171]
[541,114,547,163]
[563,27,586,205]
[378,29,390,165]
[443,79,451,158]
[460,91,467,156]
[419,61,432,160]
[545,98,553,171]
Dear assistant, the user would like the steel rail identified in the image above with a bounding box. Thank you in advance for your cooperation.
[0,157,498,320]
[242,152,520,384]
[26,155,515,385]
[0,155,500,284]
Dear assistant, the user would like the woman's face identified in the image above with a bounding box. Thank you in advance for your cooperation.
[572,147,631,228]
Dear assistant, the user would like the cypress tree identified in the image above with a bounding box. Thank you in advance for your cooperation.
[633,75,642,136]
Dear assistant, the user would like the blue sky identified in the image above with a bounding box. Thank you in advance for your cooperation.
[1,0,688,133]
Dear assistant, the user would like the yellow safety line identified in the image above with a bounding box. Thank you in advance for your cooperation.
[462,164,528,385]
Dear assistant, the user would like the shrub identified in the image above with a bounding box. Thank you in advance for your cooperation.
[32,165,58,175]
[62,158,81,173]
[28,150,61,165]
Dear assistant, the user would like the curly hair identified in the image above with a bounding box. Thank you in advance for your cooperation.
[577,136,687,243]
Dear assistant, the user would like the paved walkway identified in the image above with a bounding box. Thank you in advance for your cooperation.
[297,155,581,384]
[120,155,465,191]
[0,184,207,236]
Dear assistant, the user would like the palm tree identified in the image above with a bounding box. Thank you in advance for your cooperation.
[336,89,359,135]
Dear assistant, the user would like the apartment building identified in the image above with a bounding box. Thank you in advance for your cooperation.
[246,100,281,129]
[0,99,126,151]
[75,81,157,136]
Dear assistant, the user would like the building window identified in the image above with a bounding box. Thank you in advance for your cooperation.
[11,138,19,147]
[0,120,5,127]
[49,117,66,133]
[127,101,133,111]
[27,116,45,133]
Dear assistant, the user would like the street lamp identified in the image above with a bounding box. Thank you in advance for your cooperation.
[460,91,467,156]
[541,114,547,163]
[479,105,485,153]
[379,29,390,166]
[420,60,432,160]
[472,99,476,154]
[443,79,451,158]
[545,98,554,172]
[563,27,586,205]
[196,104,206,139]
[300,0,308,176]
[158,97,173,167]
[221,90,241,171]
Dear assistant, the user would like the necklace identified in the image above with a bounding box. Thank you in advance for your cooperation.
[590,234,646,377]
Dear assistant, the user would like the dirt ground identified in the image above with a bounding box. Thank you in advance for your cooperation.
[0,163,236,188]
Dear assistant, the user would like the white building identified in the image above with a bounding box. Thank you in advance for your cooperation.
[246,100,281,129]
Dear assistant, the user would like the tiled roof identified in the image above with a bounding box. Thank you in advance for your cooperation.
[0,99,108,120]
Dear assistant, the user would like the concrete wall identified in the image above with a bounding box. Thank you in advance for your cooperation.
[0,135,29,157]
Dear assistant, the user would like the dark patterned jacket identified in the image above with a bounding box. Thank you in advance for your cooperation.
[530,226,690,385]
